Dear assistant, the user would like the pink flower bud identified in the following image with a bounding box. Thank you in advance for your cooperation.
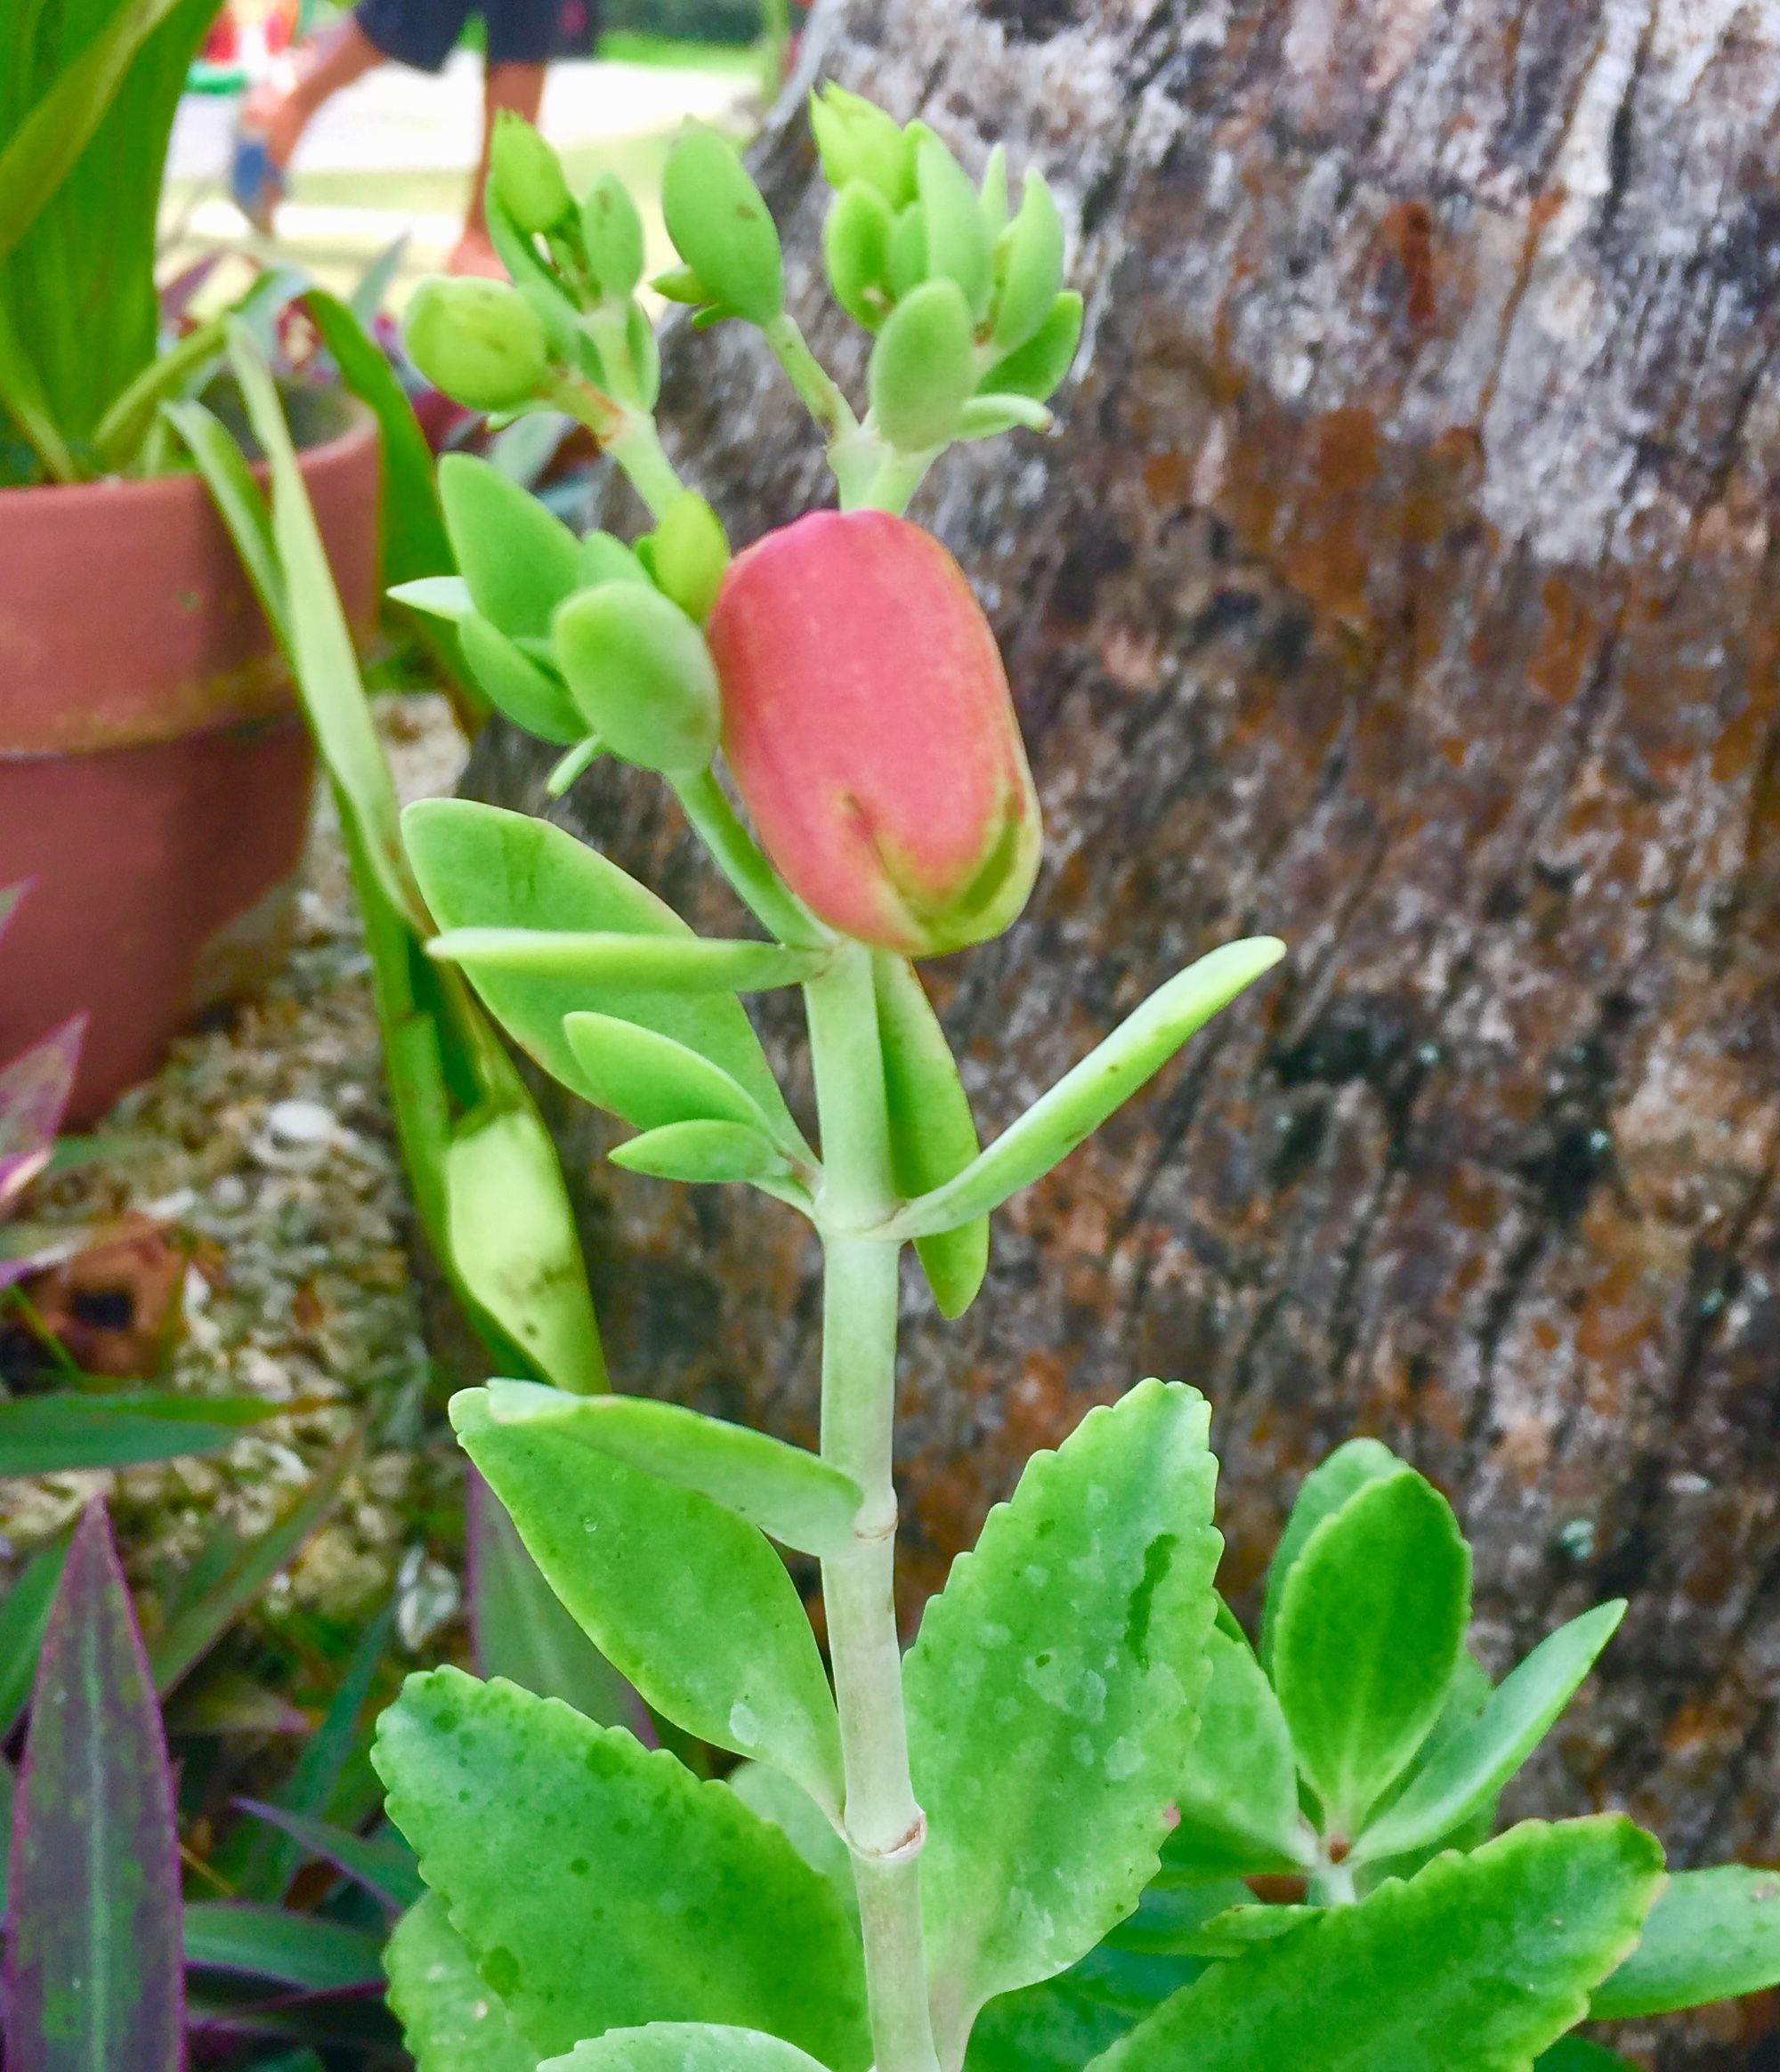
[708,512,1042,956]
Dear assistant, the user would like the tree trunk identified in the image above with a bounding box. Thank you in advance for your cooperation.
[468,3,1780,2054]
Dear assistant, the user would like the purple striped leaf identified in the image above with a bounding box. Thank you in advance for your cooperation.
[5,1501,185,2072]
[0,1015,85,1238]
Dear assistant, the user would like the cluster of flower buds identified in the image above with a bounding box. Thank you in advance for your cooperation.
[403,109,658,418]
[809,85,1080,449]
[397,93,1072,959]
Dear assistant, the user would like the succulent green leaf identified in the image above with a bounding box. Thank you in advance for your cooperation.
[386,1894,535,2071]
[545,2027,833,2070]
[433,928,819,992]
[457,614,583,745]
[625,297,663,406]
[981,289,1082,402]
[445,1105,606,1394]
[564,1009,774,1134]
[1273,1468,1471,1837]
[808,85,917,206]
[917,136,993,316]
[992,171,1066,354]
[825,180,896,330]
[965,1879,1234,2071]
[439,453,582,640]
[1260,1436,1406,1667]
[1163,1904,1323,1957]
[376,1671,868,2065]
[1589,1865,1780,2019]
[907,1379,1224,2060]
[402,800,798,1141]
[869,276,975,451]
[578,530,653,588]
[660,126,783,325]
[1090,1818,1665,2072]
[873,953,988,1318]
[1535,2045,1640,2072]
[580,169,646,297]
[1353,1601,1626,1865]
[554,580,720,775]
[887,201,929,299]
[479,1380,862,1558]
[452,1399,845,1811]
[959,393,1053,440]
[1162,1626,1311,1881]
[893,939,1285,1239]
[609,1118,787,1185]
[387,574,475,623]
[725,1763,858,1924]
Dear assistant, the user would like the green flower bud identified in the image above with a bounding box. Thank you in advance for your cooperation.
[553,581,720,775]
[916,136,992,318]
[980,288,1082,403]
[887,203,929,300]
[868,276,975,452]
[580,170,645,298]
[824,180,895,330]
[991,170,1066,355]
[660,126,783,327]
[489,111,574,234]
[808,85,916,208]
[979,143,1009,238]
[458,613,584,744]
[579,530,652,589]
[625,298,661,408]
[404,277,553,414]
[649,494,731,623]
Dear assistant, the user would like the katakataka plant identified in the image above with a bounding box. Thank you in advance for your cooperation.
[373,97,1780,2072]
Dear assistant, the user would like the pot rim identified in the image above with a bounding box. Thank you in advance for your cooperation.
[0,387,378,508]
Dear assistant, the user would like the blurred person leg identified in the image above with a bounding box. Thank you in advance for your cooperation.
[449,0,559,277]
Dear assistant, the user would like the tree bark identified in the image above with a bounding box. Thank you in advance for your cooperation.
[468,3,1780,2056]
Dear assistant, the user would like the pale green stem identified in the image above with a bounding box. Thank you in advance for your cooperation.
[1311,1857,1358,1906]
[764,312,860,448]
[672,767,832,951]
[550,373,685,523]
[846,442,941,517]
[805,944,941,2072]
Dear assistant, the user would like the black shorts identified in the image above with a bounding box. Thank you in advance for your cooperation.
[355,0,563,71]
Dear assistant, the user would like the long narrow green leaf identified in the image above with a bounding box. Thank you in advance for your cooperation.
[226,327,426,929]
[479,1380,863,1558]
[166,397,289,641]
[889,939,1284,1239]
[1589,1866,1780,2019]
[0,1541,69,1740]
[1353,1601,1626,1864]
[432,928,822,993]
[0,0,195,263]
[1090,1819,1665,2072]
[0,1389,290,1476]
[183,1902,387,1992]
[149,1434,357,1693]
[232,1607,392,1902]
[303,287,452,587]
[236,1801,423,1911]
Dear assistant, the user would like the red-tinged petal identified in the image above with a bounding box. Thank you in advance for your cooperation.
[710,511,1042,955]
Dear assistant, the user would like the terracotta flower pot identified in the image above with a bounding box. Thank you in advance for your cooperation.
[0,391,381,1123]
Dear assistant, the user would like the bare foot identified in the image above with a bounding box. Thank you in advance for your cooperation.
[447,230,507,279]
